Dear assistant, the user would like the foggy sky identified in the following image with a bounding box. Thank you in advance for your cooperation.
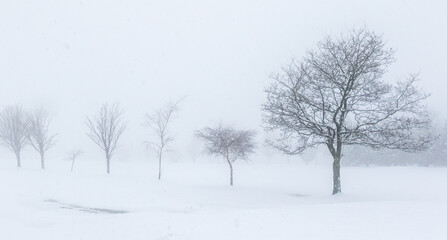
[0,0,446,164]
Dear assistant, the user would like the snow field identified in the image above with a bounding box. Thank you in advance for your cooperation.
[1,160,446,240]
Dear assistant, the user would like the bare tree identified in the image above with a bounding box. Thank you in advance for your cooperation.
[68,148,84,172]
[196,123,256,186]
[86,103,126,174]
[27,108,57,169]
[0,104,29,167]
[144,100,181,180]
[262,27,434,194]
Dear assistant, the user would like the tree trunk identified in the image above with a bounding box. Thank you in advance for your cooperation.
[71,158,75,172]
[40,152,45,170]
[16,152,21,168]
[332,156,341,195]
[227,158,234,186]
[158,151,162,180]
[106,157,110,174]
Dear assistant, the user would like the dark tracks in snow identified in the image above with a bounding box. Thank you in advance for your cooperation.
[45,199,128,214]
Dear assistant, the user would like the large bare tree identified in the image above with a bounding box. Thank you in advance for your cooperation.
[27,108,57,169]
[86,103,126,174]
[263,28,434,194]
[144,100,181,180]
[0,104,29,167]
[196,123,256,186]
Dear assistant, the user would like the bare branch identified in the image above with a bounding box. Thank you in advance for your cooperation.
[0,104,28,167]
[86,103,126,173]
[144,98,183,180]
[67,148,84,172]
[262,27,434,194]
[196,123,256,186]
[27,107,57,169]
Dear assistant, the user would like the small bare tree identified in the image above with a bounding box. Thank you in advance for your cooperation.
[86,103,126,174]
[144,100,181,180]
[68,148,84,172]
[0,104,29,167]
[27,108,57,169]
[263,27,434,194]
[196,123,256,186]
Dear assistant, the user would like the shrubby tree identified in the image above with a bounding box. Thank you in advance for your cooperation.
[27,108,57,169]
[300,148,318,165]
[0,104,28,167]
[86,103,126,174]
[68,148,84,172]
[263,27,434,194]
[343,122,446,167]
[424,121,447,166]
[196,123,256,186]
[342,146,377,166]
[144,100,181,180]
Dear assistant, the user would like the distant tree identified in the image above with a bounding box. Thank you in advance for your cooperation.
[27,108,57,169]
[425,121,447,166]
[196,123,256,186]
[0,104,28,167]
[86,103,126,174]
[300,148,317,165]
[144,99,182,180]
[263,27,434,194]
[68,148,84,172]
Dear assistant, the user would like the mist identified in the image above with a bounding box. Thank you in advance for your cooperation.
[1,0,446,165]
[1,1,447,239]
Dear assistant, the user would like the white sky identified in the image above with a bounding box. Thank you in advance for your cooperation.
[0,0,446,163]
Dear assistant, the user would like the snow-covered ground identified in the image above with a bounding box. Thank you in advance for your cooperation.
[1,159,447,240]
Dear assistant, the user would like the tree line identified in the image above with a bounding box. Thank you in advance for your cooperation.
[0,105,56,169]
[0,102,257,187]
[1,27,437,194]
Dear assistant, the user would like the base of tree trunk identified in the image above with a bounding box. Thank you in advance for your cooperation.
[158,154,162,180]
[228,162,234,186]
[106,159,110,174]
[41,155,45,170]
[16,154,21,168]
[332,159,341,195]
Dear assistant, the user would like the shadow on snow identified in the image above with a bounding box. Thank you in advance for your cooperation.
[45,199,128,214]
